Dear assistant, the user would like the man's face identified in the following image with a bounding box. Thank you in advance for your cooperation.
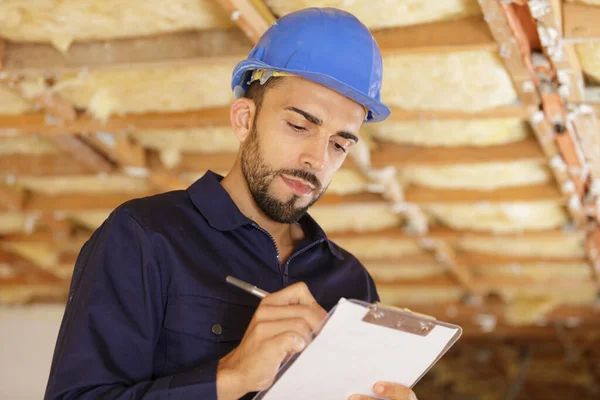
[241,76,365,223]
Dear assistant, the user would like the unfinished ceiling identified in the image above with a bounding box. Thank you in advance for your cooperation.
[1,0,600,398]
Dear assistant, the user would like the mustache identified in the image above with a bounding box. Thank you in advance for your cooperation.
[277,168,322,190]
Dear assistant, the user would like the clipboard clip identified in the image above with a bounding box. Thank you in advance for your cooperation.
[362,303,436,337]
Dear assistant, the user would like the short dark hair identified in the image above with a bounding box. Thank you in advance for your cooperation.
[243,76,286,113]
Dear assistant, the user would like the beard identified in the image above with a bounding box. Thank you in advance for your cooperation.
[241,124,327,224]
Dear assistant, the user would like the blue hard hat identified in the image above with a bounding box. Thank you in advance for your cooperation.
[231,7,391,123]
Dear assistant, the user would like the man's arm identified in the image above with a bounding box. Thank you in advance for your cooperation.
[44,207,219,400]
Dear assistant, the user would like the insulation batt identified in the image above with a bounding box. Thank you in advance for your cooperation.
[0,0,232,51]
[382,51,518,111]
[366,119,530,147]
[266,0,481,30]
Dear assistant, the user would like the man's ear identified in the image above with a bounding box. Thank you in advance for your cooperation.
[230,97,257,143]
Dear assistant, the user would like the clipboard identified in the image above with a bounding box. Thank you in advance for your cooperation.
[253,298,462,399]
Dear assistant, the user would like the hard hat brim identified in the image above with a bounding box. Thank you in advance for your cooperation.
[232,60,391,123]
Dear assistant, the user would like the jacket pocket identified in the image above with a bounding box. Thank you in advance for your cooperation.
[162,296,256,368]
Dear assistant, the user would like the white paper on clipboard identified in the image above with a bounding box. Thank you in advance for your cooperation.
[253,298,462,400]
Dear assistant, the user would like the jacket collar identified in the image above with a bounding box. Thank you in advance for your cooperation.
[188,171,343,260]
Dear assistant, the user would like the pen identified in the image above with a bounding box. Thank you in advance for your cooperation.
[226,275,271,299]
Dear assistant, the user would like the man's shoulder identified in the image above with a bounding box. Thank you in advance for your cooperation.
[327,239,365,268]
[112,189,194,230]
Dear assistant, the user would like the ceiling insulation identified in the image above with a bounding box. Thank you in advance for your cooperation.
[0,212,30,235]
[131,127,240,153]
[265,0,481,30]
[378,286,463,305]
[332,237,423,259]
[473,262,592,281]
[17,175,151,195]
[0,0,232,51]
[456,233,586,258]
[575,42,600,84]
[397,161,551,190]
[310,203,401,233]
[366,118,530,147]
[426,202,568,233]
[365,261,445,281]
[0,85,34,115]
[382,51,518,111]
[45,62,237,120]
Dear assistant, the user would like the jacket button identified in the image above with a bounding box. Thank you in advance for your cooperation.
[211,323,223,335]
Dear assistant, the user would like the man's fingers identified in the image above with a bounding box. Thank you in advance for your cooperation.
[253,304,327,331]
[348,382,417,400]
[262,282,319,307]
[251,318,313,343]
[263,331,306,360]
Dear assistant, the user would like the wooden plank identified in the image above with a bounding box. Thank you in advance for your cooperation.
[17,183,563,213]
[456,252,588,266]
[372,137,545,167]
[374,16,496,55]
[330,226,583,242]
[3,30,251,73]
[215,0,274,44]
[0,153,94,177]
[0,106,533,137]
[387,105,531,121]
[405,183,563,204]
[563,2,600,40]
[0,185,25,211]
[84,133,147,168]
[0,108,232,137]
[50,136,115,173]
[479,0,539,104]
[4,138,545,177]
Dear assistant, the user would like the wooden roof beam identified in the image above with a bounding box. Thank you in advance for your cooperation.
[50,135,115,174]
[9,183,563,213]
[0,105,533,137]
[214,0,275,44]
[563,1,600,40]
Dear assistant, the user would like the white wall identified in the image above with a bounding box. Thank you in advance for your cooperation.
[0,305,65,400]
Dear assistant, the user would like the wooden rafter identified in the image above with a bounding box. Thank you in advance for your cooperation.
[0,183,566,213]
[374,16,496,55]
[563,1,600,40]
[0,185,25,211]
[1,138,546,177]
[214,0,275,44]
[0,105,533,138]
[50,135,114,174]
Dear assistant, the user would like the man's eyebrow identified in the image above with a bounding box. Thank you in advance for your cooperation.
[284,106,359,143]
[338,131,359,143]
[284,106,322,126]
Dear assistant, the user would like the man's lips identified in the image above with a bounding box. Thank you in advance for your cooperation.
[281,175,315,197]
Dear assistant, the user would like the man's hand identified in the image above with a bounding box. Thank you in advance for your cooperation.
[216,282,327,400]
[349,382,418,400]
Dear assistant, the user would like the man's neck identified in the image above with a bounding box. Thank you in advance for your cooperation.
[220,167,303,255]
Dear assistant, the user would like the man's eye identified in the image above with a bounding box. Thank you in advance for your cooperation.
[333,142,347,154]
[287,122,306,131]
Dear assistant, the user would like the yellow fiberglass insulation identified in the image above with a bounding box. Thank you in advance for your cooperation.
[426,202,568,233]
[17,175,151,195]
[0,0,232,52]
[382,51,518,111]
[456,233,586,258]
[365,118,529,147]
[0,137,61,155]
[378,286,463,305]
[0,85,34,115]
[575,42,600,84]
[48,61,237,121]
[310,203,400,233]
[397,161,551,191]
[131,127,240,154]
[265,0,481,30]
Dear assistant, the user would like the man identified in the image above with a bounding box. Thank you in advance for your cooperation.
[45,7,418,400]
